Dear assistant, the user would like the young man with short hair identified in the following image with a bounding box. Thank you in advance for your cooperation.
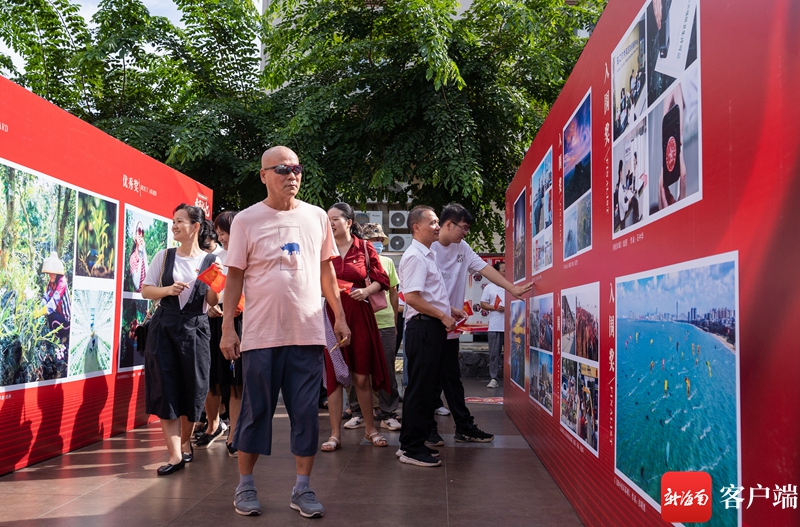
[428,203,532,445]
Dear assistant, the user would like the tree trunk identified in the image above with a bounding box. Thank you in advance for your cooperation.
[55,187,72,257]
[1,167,16,270]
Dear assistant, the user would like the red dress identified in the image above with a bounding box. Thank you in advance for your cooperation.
[324,236,391,396]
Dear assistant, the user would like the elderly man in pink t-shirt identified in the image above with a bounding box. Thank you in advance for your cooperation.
[220,146,350,519]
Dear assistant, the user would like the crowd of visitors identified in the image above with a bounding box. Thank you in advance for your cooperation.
[139,146,533,518]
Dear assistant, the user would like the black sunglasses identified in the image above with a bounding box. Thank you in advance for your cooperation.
[263,164,303,175]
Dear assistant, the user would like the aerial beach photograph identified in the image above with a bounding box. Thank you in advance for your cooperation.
[615,252,739,527]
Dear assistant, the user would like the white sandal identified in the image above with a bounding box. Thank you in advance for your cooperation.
[321,436,341,452]
[365,431,388,447]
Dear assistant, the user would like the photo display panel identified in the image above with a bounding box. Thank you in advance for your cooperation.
[0,75,213,475]
[502,1,800,526]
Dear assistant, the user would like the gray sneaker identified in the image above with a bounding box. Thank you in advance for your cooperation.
[234,484,261,516]
[290,487,325,518]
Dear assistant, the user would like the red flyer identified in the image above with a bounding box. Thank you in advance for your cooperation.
[197,263,226,293]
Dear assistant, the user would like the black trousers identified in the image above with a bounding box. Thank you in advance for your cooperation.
[399,316,447,456]
[432,338,474,432]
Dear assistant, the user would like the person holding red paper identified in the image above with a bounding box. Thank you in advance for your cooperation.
[220,146,350,519]
[322,203,391,452]
[396,206,456,467]
[480,261,507,389]
[141,204,220,477]
[426,203,533,446]
[194,222,230,450]
[197,212,243,457]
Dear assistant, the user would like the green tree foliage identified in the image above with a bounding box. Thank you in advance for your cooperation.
[0,0,605,250]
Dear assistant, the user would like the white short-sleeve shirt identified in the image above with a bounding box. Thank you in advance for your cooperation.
[144,249,210,310]
[431,240,488,338]
[481,282,505,333]
[397,239,449,322]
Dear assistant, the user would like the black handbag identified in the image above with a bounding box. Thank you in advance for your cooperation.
[134,249,168,352]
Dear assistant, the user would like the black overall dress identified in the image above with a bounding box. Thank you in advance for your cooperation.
[144,248,217,421]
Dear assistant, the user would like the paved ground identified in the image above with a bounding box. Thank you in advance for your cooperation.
[0,378,583,527]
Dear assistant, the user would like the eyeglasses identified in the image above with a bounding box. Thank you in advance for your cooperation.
[263,164,303,175]
[452,222,470,234]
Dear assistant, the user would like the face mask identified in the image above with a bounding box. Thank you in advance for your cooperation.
[372,241,384,254]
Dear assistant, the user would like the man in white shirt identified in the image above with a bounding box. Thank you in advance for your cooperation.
[427,204,532,445]
[397,206,456,467]
[480,262,506,388]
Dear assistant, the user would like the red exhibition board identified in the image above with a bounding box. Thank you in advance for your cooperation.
[0,75,213,474]
[504,1,800,526]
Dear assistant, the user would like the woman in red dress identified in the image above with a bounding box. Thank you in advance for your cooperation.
[322,202,391,451]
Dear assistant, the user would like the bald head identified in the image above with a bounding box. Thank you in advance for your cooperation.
[260,146,302,210]
[262,146,298,167]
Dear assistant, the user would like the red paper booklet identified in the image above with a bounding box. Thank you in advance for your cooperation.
[337,278,354,293]
[493,295,502,309]
[197,264,226,293]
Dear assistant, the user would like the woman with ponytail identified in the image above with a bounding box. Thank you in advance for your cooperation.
[321,202,391,451]
[141,204,220,476]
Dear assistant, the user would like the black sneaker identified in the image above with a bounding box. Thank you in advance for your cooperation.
[425,431,444,447]
[195,422,226,449]
[398,451,441,467]
[193,415,208,438]
[454,426,494,443]
[226,442,238,457]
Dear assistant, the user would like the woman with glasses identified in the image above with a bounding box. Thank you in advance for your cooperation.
[321,202,391,452]
[141,204,220,476]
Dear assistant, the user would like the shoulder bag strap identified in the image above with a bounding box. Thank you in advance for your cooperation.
[153,248,170,311]
[362,239,372,286]
[158,249,167,287]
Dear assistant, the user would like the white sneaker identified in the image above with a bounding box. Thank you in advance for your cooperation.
[434,406,451,416]
[487,379,499,388]
[380,418,402,431]
[343,416,365,429]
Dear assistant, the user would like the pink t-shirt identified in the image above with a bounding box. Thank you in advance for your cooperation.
[225,200,338,351]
